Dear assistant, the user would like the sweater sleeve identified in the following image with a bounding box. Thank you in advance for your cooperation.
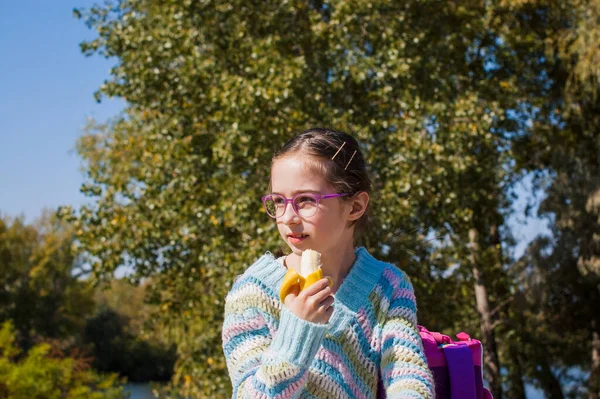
[380,271,435,399]
[222,274,327,399]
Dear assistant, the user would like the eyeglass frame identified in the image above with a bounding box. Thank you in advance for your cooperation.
[261,192,349,219]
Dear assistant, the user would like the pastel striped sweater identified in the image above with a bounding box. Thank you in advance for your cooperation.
[222,247,434,399]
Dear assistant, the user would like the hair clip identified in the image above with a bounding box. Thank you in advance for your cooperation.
[345,150,357,170]
[331,141,346,160]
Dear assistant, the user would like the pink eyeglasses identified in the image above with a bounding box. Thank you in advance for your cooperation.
[261,192,349,218]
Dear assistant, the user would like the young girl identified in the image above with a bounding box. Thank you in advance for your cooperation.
[222,128,434,398]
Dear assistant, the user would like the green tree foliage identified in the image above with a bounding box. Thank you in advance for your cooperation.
[499,0,600,397]
[506,237,590,399]
[84,307,176,382]
[66,0,600,396]
[0,212,95,349]
[0,209,176,387]
[0,321,126,399]
[85,280,177,382]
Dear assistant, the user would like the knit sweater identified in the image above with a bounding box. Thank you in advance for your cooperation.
[222,247,434,399]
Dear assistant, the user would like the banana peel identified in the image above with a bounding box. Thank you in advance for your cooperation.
[279,268,302,301]
[279,268,326,302]
[279,250,331,302]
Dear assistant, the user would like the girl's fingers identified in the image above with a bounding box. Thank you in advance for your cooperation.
[286,279,335,324]
[319,295,335,309]
[301,278,331,297]
[311,285,333,303]
[283,285,300,307]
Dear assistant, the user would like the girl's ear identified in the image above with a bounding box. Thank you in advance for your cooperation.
[347,191,369,221]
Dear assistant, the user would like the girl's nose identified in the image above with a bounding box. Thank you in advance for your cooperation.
[280,203,300,224]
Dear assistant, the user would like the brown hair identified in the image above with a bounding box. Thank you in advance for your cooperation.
[271,127,372,237]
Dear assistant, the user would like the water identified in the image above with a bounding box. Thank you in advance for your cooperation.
[124,383,155,399]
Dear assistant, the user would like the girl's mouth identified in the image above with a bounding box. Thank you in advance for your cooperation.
[287,234,308,244]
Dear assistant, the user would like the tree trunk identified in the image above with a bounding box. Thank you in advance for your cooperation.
[590,320,600,399]
[469,228,502,399]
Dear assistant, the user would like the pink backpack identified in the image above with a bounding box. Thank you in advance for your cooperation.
[377,326,493,398]
[418,326,493,399]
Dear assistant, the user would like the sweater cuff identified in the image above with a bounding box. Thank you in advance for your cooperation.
[269,307,327,367]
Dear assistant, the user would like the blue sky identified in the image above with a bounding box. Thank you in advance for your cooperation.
[0,0,123,222]
[0,1,549,260]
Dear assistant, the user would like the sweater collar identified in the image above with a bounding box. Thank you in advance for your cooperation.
[335,247,385,312]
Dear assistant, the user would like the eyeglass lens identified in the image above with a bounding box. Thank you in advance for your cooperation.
[264,194,318,218]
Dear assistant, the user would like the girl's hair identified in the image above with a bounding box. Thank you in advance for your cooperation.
[272,127,372,237]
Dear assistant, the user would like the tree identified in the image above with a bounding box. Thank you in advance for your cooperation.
[69,1,541,396]
[0,211,95,349]
[85,280,177,382]
[500,0,600,396]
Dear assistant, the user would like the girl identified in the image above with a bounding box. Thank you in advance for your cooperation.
[222,128,434,398]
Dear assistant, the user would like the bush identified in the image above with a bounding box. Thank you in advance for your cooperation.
[0,321,127,399]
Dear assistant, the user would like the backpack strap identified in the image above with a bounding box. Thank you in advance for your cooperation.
[442,344,477,399]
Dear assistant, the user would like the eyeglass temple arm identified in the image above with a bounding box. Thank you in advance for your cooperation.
[320,193,350,199]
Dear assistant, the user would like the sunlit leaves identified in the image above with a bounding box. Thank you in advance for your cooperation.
[71,0,532,396]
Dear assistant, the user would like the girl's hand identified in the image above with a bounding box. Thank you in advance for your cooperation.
[284,278,334,324]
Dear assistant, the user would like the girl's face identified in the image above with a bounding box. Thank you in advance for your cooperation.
[270,153,354,257]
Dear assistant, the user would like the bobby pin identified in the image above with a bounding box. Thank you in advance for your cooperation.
[331,141,346,160]
[345,150,357,170]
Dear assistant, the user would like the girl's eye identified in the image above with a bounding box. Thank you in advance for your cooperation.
[273,197,285,205]
[297,195,316,204]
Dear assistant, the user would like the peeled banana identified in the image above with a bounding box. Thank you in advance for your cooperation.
[300,249,323,289]
[279,249,331,302]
